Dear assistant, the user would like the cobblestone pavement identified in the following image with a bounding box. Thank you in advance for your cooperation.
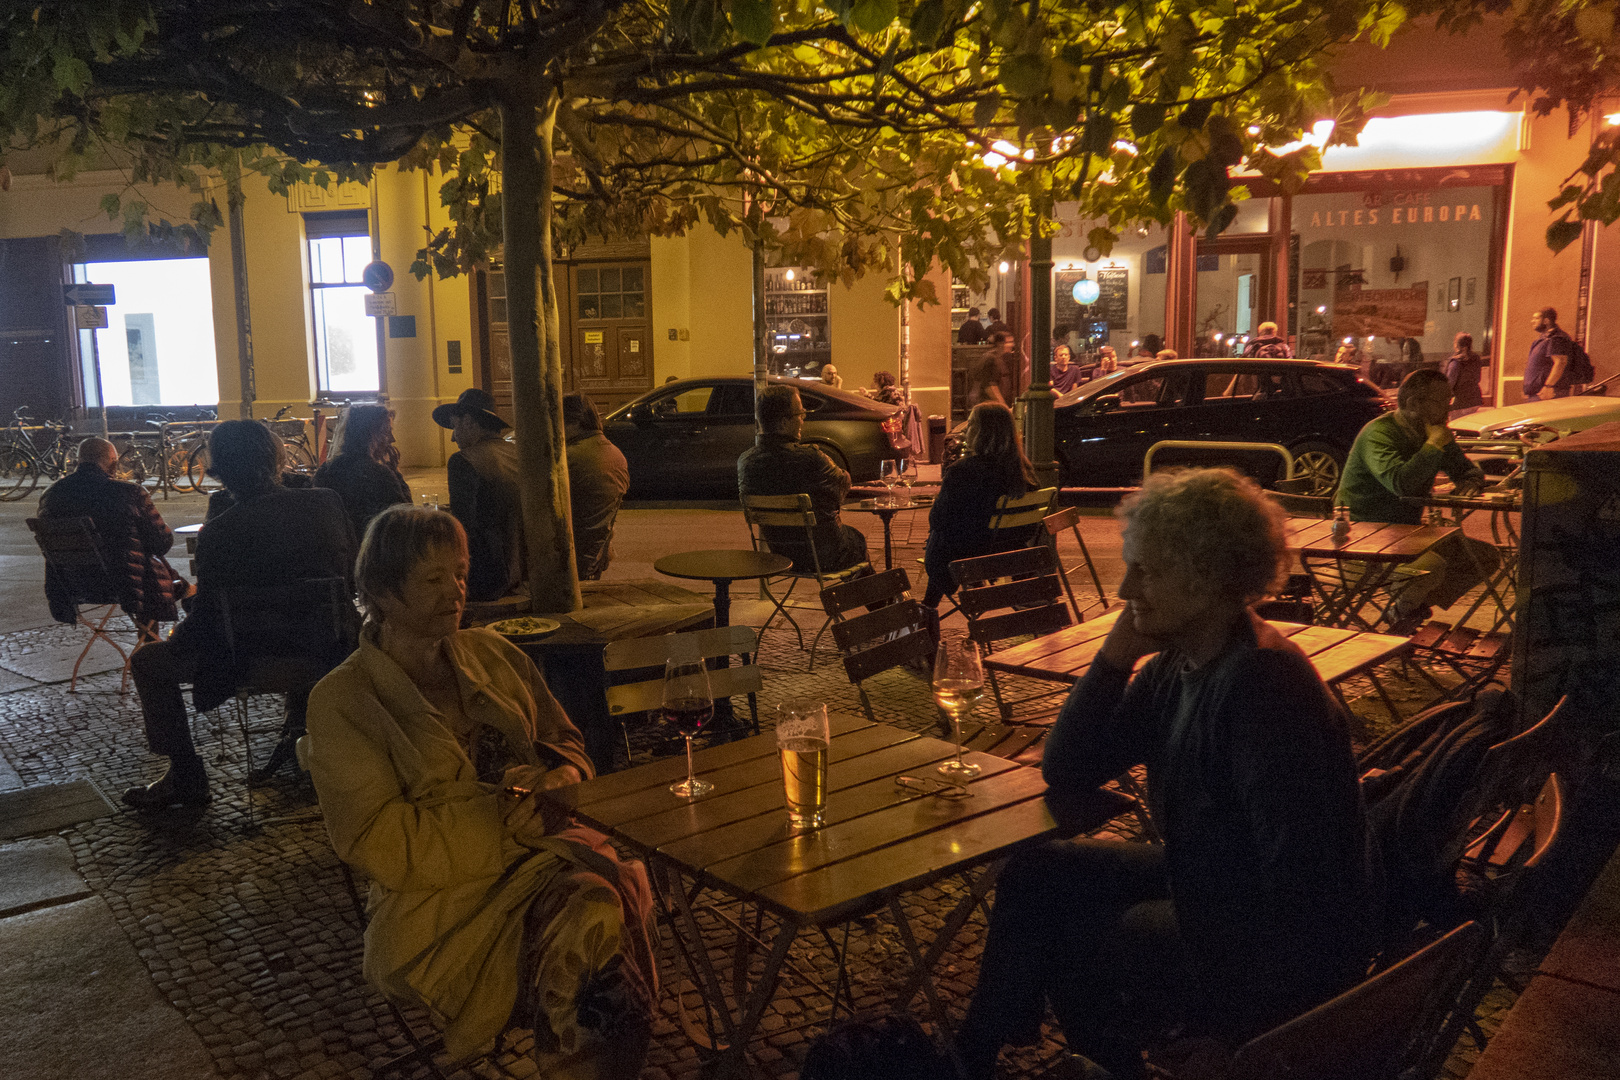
[0,588,1521,1080]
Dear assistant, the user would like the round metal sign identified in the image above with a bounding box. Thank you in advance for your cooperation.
[361,260,394,293]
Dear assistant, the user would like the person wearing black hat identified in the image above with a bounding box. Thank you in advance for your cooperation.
[432,389,524,602]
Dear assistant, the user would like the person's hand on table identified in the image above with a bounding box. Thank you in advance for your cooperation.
[1452,478,1486,498]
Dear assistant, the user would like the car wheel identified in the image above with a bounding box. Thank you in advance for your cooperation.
[1289,441,1343,496]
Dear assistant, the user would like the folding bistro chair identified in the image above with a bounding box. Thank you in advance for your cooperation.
[927,486,1058,618]
[740,493,871,668]
[604,625,762,765]
[218,577,357,827]
[820,568,937,724]
[1040,505,1110,618]
[950,545,1076,720]
[26,515,160,693]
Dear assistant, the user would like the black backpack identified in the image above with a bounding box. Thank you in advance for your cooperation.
[1568,339,1595,383]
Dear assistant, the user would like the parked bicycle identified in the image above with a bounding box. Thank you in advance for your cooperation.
[185,406,315,491]
[0,407,77,501]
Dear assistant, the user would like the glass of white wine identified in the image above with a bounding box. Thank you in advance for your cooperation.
[899,457,919,496]
[932,638,984,781]
[878,459,902,506]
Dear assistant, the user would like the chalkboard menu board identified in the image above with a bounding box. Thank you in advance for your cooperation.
[1054,268,1129,332]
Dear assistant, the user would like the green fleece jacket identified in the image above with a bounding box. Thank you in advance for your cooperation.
[1334,412,1482,524]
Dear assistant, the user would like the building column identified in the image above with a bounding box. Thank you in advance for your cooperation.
[1269,195,1293,340]
[1164,212,1197,356]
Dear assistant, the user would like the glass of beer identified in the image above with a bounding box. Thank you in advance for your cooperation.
[776,699,830,829]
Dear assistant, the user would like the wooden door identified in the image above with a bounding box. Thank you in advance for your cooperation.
[566,261,653,415]
[471,264,513,422]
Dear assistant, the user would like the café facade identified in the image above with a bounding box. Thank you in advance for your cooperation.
[0,19,1613,467]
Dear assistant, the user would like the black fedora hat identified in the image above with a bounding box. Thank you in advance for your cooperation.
[432,388,509,431]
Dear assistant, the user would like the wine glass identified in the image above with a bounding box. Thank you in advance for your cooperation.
[899,458,919,496]
[879,459,902,505]
[663,657,715,798]
[932,639,984,781]
[420,492,442,511]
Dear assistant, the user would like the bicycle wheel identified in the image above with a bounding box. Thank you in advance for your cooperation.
[0,445,38,502]
[165,445,196,492]
[186,442,222,492]
[118,443,161,487]
[283,440,317,476]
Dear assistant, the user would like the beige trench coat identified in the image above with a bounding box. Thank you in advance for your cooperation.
[305,627,598,1060]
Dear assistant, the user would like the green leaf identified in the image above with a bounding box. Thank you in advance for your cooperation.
[973,94,1001,128]
[51,55,92,96]
[1204,202,1238,239]
[1546,215,1583,254]
[999,54,1049,99]
[909,0,946,46]
[1178,99,1213,129]
[1547,185,1583,213]
[1130,103,1166,139]
[729,0,774,46]
[848,0,898,35]
[1080,113,1116,156]
[99,193,121,218]
[1148,147,1178,205]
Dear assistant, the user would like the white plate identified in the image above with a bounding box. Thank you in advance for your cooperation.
[487,617,562,639]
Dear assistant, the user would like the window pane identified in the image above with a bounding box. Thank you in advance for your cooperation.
[490,298,508,324]
[1119,376,1168,406]
[312,284,379,393]
[1203,372,1239,400]
[577,268,598,294]
[655,387,712,415]
[579,295,599,320]
[600,294,622,318]
[342,236,371,282]
[623,296,645,318]
[311,237,347,284]
[599,267,621,293]
[1299,372,1340,396]
[488,271,506,299]
[622,267,644,292]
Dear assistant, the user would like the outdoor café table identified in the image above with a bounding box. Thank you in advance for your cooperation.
[175,521,203,576]
[982,607,1415,723]
[842,492,934,570]
[1403,487,1522,632]
[1286,518,1460,631]
[654,548,792,629]
[538,714,1127,1073]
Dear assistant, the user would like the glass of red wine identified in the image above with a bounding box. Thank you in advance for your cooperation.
[663,657,715,798]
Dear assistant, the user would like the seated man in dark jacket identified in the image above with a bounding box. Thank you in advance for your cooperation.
[957,469,1378,1080]
[737,385,868,574]
[125,421,357,810]
[37,437,188,630]
[433,388,524,602]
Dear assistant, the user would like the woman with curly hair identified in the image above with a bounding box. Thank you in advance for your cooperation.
[305,507,657,1076]
[957,468,1377,1080]
[313,404,413,538]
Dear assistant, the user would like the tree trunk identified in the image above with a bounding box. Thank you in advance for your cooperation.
[499,79,580,613]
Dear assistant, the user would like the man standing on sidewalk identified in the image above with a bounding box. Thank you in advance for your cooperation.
[1524,306,1575,401]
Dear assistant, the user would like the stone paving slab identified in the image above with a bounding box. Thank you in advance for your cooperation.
[0,665,41,694]
[0,779,117,840]
[0,837,92,918]
[0,635,133,685]
[0,896,223,1080]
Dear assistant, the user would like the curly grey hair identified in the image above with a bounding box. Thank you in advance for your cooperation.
[1117,468,1288,604]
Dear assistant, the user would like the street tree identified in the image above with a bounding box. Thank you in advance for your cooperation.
[2,0,1415,609]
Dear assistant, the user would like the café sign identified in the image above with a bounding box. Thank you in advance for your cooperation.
[1305,189,1485,229]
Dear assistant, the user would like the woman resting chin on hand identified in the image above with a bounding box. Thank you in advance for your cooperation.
[305,506,657,1078]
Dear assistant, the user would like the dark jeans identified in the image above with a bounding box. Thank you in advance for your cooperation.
[959,839,1187,1080]
[130,634,309,760]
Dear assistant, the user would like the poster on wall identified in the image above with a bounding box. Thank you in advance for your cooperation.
[1054,270,1086,332]
[1332,282,1429,338]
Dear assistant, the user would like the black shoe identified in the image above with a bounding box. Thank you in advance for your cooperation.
[248,731,301,785]
[123,764,210,810]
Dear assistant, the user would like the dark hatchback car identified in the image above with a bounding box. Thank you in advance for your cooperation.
[951,359,1388,494]
[603,377,904,499]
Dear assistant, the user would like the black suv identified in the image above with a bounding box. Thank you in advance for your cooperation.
[951,359,1388,494]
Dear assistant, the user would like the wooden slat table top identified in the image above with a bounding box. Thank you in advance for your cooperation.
[984,608,1410,688]
[579,578,712,608]
[1287,519,1458,562]
[542,715,1059,925]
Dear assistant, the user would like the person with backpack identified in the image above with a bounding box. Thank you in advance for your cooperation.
[1242,321,1293,359]
[1524,306,1582,399]
[1444,332,1487,418]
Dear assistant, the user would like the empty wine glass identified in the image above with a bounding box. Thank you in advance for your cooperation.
[663,657,715,798]
[879,459,902,505]
[420,492,442,511]
[932,638,984,781]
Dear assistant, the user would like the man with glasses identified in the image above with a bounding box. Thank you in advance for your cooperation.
[738,385,868,573]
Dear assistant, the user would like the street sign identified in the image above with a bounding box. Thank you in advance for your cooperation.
[364,291,397,317]
[361,260,394,293]
[76,305,108,329]
[63,283,115,306]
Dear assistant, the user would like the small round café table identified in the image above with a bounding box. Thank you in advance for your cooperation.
[653,548,792,628]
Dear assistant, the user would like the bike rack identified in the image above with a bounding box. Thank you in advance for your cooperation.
[1143,439,1296,479]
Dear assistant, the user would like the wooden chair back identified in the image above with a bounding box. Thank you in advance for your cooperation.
[820,569,935,719]
[27,515,121,604]
[987,486,1058,532]
[604,624,763,718]
[952,545,1074,650]
[741,492,829,581]
[1227,920,1486,1080]
[1041,505,1110,615]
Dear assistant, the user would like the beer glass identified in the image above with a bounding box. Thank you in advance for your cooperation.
[775,698,830,829]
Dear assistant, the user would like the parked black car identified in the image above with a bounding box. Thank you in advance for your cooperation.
[947,359,1389,494]
[603,377,905,499]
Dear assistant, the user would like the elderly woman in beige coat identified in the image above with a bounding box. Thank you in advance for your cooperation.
[305,506,656,1075]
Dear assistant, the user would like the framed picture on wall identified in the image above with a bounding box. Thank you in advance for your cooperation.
[1465,277,1477,306]
[1447,277,1462,312]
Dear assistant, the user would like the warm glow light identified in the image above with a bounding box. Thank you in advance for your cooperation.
[1270,119,1337,156]
[1247,125,1261,135]
[1112,140,1139,157]
[1214,333,1224,342]
[998,260,1010,274]
[1131,340,1140,347]
[784,268,795,281]
[982,151,1008,169]
[1604,112,1620,127]
[1072,279,1100,304]
[1316,305,1327,314]
[1343,337,1353,345]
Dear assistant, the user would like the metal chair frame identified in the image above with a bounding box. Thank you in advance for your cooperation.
[26,515,159,693]
[740,493,871,669]
[1040,505,1111,618]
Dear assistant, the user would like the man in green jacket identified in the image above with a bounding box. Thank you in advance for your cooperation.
[1335,368,1498,630]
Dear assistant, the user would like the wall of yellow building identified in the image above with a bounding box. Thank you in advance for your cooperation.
[1494,107,1590,404]
[907,265,955,425]
[658,227,754,380]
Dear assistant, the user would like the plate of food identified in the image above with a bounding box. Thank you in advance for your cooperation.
[487,616,562,640]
